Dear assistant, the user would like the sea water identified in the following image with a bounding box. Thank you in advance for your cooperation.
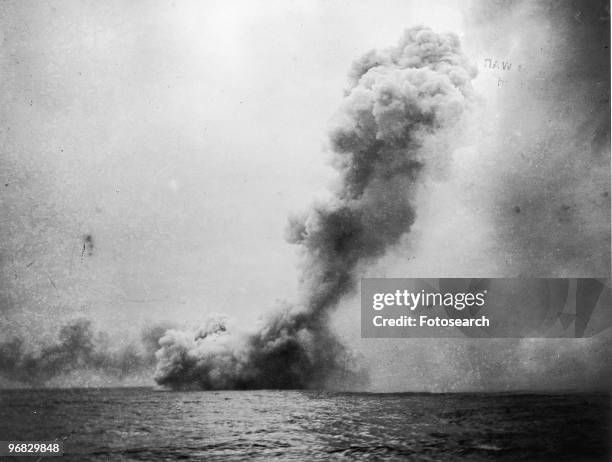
[0,388,609,461]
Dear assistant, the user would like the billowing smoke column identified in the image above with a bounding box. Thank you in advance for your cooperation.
[154,26,476,390]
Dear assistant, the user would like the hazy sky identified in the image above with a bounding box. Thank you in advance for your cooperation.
[1,0,473,334]
[1,0,610,390]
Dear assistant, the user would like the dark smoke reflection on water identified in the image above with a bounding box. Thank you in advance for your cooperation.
[153,26,477,390]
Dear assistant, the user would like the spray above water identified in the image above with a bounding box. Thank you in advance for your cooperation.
[154,26,477,390]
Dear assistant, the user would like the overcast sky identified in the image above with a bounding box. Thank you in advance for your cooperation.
[1,0,475,333]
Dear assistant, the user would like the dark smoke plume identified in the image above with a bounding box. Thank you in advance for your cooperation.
[154,26,476,390]
[0,319,169,386]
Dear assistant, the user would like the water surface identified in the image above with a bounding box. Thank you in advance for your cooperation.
[0,388,609,461]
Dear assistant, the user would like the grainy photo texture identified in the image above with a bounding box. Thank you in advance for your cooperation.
[0,0,610,460]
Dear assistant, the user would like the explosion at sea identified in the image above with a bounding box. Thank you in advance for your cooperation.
[153,26,476,390]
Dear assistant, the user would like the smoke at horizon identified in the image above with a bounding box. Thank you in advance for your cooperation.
[153,26,477,390]
[0,319,171,387]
